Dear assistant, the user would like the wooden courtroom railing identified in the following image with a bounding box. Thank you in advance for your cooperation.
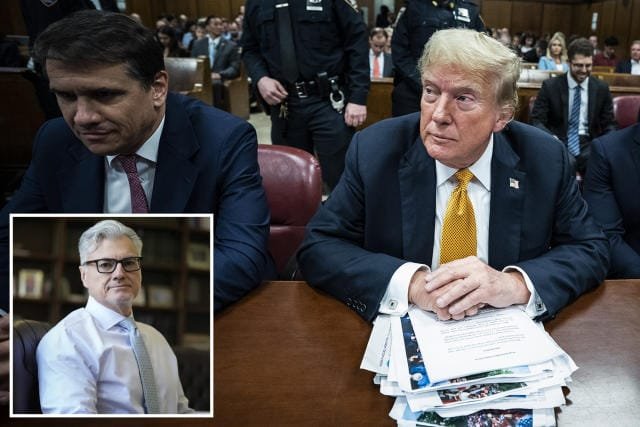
[164,57,213,106]
[364,72,640,127]
[2,280,638,425]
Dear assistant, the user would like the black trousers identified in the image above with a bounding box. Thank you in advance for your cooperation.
[568,135,592,177]
[270,95,354,190]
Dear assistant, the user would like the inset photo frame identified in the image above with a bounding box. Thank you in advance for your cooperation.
[147,285,174,309]
[17,269,44,299]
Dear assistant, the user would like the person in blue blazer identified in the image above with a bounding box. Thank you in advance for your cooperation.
[583,124,640,278]
[298,29,609,324]
[0,10,275,313]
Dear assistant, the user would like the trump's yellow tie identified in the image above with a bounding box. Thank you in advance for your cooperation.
[440,168,477,264]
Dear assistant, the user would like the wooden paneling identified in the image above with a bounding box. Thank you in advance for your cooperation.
[541,4,573,36]
[612,0,634,60]
[570,3,594,39]
[510,2,544,34]
[599,0,618,40]
[0,0,27,35]
[481,0,513,30]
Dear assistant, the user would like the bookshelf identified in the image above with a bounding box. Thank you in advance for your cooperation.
[11,216,212,347]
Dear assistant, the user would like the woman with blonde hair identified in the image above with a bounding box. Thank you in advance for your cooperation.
[538,32,568,71]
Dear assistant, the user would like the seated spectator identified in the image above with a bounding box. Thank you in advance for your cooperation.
[369,27,393,78]
[593,36,619,67]
[156,26,188,58]
[188,22,207,53]
[520,33,535,56]
[583,123,640,278]
[37,220,194,413]
[531,38,616,176]
[614,40,640,74]
[538,32,568,72]
[589,34,600,56]
[523,39,547,64]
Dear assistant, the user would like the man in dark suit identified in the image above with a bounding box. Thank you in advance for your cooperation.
[298,29,608,324]
[614,40,640,74]
[369,27,393,78]
[583,124,640,278]
[191,15,241,108]
[0,10,274,314]
[531,38,616,175]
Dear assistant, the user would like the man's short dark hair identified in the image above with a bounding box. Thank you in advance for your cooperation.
[369,27,388,39]
[603,36,619,47]
[567,38,593,60]
[34,9,164,89]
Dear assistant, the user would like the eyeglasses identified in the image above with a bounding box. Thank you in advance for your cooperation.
[83,257,143,273]
[570,63,592,69]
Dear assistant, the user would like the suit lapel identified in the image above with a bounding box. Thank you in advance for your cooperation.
[58,142,104,212]
[488,130,526,269]
[399,137,436,264]
[150,94,200,212]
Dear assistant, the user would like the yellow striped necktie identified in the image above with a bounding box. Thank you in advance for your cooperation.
[439,168,477,264]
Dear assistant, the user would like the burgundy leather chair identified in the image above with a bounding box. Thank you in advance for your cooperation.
[257,145,322,278]
[613,95,640,129]
[12,319,51,413]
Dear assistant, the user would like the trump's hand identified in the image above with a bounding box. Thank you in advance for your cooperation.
[424,257,530,319]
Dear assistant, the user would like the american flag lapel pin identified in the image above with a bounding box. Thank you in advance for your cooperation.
[509,178,519,189]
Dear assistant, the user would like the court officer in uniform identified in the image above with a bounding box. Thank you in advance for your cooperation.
[391,0,484,117]
[241,0,369,190]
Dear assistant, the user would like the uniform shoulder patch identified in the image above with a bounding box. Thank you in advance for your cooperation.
[343,0,359,12]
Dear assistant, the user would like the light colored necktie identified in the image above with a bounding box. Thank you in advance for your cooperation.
[440,168,477,264]
[373,55,381,78]
[117,154,149,213]
[121,317,160,413]
[567,85,581,157]
[209,38,216,68]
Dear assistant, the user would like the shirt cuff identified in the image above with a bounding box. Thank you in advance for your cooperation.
[379,262,428,316]
[503,265,547,318]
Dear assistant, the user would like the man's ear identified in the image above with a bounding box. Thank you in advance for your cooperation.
[493,105,515,133]
[79,266,89,289]
[151,70,169,107]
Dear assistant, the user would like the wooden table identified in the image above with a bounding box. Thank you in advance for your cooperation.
[2,280,638,426]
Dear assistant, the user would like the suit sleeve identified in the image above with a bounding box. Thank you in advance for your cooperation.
[297,133,406,322]
[583,137,640,278]
[514,143,609,320]
[596,83,617,134]
[213,123,273,312]
[334,0,370,106]
[217,42,241,80]
[0,123,54,312]
[391,9,421,92]
[530,80,554,136]
[240,1,271,86]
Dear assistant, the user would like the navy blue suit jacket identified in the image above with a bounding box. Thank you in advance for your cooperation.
[298,114,609,322]
[583,124,640,278]
[0,93,274,311]
[614,60,632,74]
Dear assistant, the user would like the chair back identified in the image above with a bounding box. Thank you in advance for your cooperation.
[257,145,322,277]
[13,319,52,413]
[164,57,212,105]
[613,95,640,129]
[173,346,210,411]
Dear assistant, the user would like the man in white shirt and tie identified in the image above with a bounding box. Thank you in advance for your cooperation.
[615,40,640,75]
[190,15,241,107]
[36,220,194,414]
[369,27,393,79]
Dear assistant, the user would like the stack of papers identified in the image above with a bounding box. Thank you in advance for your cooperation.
[361,306,576,426]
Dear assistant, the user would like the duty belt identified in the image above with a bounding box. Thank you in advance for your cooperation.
[288,80,319,98]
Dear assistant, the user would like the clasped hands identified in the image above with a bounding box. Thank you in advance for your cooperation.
[409,256,531,321]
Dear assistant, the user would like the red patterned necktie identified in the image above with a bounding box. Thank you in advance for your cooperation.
[117,154,149,213]
[373,55,381,78]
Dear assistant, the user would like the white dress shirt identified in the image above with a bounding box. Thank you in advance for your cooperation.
[631,59,640,75]
[104,116,164,213]
[36,296,193,414]
[379,136,546,318]
[567,73,589,136]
